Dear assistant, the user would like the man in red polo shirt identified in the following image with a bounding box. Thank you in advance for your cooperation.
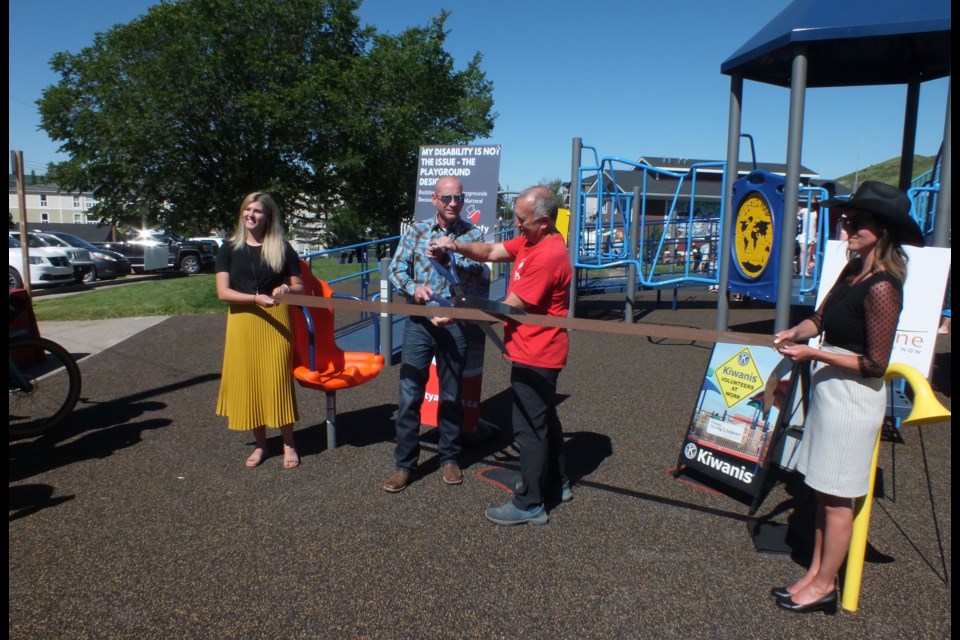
[428,186,573,525]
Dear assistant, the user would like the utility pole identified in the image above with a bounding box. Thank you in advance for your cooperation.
[11,150,31,295]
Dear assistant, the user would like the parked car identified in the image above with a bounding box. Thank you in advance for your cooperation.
[31,230,132,282]
[188,236,225,254]
[8,235,74,289]
[10,231,94,284]
[97,230,216,274]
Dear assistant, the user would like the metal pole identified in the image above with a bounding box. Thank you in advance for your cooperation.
[716,75,743,331]
[625,187,641,323]
[932,78,951,249]
[568,137,582,317]
[775,44,808,333]
[326,392,338,450]
[898,78,921,192]
[379,257,393,363]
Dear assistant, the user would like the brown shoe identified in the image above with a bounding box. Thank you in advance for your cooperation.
[383,469,413,493]
[441,463,463,485]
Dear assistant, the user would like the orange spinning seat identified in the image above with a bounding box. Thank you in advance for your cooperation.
[289,259,385,449]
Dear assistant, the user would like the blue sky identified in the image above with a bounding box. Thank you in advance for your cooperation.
[9,0,949,192]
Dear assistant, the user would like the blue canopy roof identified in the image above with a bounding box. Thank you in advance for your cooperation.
[721,0,951,87]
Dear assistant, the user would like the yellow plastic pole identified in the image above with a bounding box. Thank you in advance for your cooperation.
[841,432,882,612]
[841,362,950,612]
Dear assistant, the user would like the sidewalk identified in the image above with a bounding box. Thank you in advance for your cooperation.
[37,316,170,362]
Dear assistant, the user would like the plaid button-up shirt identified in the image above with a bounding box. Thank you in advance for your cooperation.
[388,215,489,301]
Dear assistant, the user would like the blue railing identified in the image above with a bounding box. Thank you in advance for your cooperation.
[301,237,398,341]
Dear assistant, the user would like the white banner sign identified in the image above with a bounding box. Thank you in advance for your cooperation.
[814,240,950,377]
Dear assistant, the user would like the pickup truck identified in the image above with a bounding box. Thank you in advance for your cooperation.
[96,231,216,274]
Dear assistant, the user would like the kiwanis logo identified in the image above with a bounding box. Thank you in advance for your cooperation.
[738,352,750,366]
[683,443,698,460]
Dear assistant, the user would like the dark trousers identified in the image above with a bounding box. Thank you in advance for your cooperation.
[394,316,474,470]
[511,363,567,509]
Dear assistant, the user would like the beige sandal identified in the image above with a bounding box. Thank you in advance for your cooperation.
[283,444,300,469]
[245,446,268,468]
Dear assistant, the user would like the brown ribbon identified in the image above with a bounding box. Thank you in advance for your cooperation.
[282,293,778,348]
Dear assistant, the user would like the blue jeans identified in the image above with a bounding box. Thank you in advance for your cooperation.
[394,316,476,470]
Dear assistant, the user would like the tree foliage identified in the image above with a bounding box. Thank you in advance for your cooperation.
[537,178,567,208]
[38,0,495,240]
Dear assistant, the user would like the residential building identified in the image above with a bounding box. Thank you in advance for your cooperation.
[9,175,100,226]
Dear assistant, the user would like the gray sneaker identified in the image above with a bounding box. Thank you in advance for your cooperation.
[485,501,549,526]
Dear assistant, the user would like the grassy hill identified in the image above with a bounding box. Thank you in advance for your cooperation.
[833,155,938,189]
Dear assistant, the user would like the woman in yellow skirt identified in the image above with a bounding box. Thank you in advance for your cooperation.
[216,192,304,468]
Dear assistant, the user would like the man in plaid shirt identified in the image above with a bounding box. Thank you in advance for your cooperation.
[383,176,489,493]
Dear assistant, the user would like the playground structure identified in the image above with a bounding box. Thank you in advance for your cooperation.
[564,140,945,310]
[715,0,950,334]
[570,149,725,298]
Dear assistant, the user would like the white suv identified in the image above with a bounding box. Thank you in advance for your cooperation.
[22,231,97,283]
[8,235,74,289]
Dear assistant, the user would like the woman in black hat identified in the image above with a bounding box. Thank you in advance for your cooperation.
[770,181,923,614]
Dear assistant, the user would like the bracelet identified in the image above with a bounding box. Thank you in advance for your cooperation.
[452,240,458,253]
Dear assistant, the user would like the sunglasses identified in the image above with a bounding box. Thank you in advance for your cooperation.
[840,215,872,232]
[436,194,465,204]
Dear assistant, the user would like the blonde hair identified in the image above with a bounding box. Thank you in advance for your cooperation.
[228,192,288,272]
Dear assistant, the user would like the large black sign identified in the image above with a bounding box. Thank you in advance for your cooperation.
[414,144,501,242]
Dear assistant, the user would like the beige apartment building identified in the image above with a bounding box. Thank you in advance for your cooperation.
[9,176,99,225]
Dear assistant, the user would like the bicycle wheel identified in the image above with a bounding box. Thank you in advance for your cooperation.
[9,337,82,436]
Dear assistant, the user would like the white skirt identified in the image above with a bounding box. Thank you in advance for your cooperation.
[796,344,886,498]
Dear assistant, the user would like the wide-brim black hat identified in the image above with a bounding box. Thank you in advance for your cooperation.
[821,180,924,247]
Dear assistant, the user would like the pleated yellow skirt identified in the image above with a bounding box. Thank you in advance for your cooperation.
[216,303,299,431]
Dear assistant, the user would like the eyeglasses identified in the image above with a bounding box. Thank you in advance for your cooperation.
[436,194,465,204]
[840,215,871,232]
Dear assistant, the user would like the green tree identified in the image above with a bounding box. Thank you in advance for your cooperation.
[328,13,495,237]
[38,0,495,240]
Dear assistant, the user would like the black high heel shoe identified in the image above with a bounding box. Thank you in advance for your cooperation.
[776,589,838,615]
[770,586,794,599]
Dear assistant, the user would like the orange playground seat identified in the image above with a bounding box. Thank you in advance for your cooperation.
[289,259,385,449]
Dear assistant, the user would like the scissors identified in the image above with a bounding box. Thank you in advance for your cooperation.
[427,256,524,355]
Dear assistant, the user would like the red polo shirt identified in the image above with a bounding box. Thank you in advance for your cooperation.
[502,234,572,369]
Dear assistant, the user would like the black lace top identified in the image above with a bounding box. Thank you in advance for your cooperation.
[810,262,903,378]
